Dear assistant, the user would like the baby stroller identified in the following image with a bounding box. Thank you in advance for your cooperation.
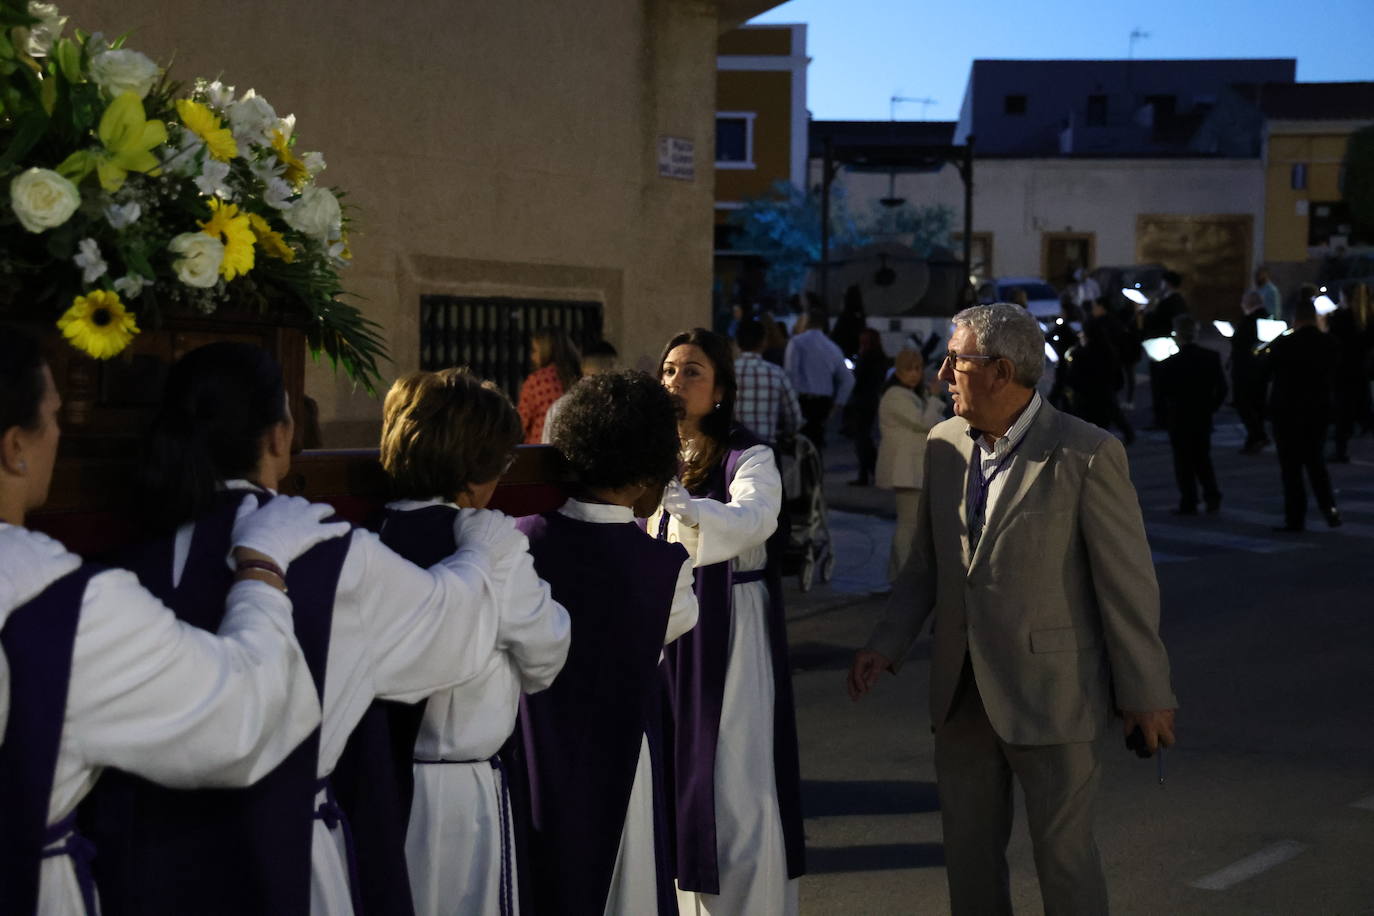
[776,432,835,592]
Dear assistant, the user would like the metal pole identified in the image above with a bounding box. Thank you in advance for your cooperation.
[962,136,975,305]
[820,134,833,309]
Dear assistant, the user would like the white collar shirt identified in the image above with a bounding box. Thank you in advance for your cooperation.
[967,391,1042,538]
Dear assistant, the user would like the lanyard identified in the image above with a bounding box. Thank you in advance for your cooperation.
[968,432,1028,547]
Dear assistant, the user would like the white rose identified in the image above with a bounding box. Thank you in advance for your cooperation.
[168,232,225,288]
[89,49,160,99]
[24,2,66,57]
[284,186,341,240]
[9,167,80,233]
[228,91,278,146]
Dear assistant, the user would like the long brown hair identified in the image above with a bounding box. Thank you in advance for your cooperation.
[657,328,737,493]
[531,327,582,391]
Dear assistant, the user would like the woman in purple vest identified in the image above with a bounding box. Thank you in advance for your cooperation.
[84,342,523,916]
[0,329,342,915]
[376,368,570,915]
[515,370,696,915]
[651,328,805,916]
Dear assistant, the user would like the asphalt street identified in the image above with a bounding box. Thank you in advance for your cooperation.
[779,385,1374,915]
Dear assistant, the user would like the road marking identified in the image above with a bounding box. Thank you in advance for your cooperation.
[1146,522,1312,554]
[1222,507,1374,540]
[1352,793,1374,813]
[1188,841,1308,891]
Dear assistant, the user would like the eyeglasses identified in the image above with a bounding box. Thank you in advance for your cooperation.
[940,352,1001,372]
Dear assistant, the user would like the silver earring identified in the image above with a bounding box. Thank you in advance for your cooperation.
[714,402,722,411]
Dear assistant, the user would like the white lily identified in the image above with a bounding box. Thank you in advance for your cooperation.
[195,158,234,199]
[262,176,294,210]
[104,201,142,230]
[114,273,151,300]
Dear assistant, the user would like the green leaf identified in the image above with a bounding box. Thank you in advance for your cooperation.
[53,38,80,83]
[0,107,47,169]
[0,29,14,60]
[55,148,95,181]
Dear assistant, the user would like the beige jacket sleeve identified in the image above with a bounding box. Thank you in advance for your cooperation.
[865,449,937,669]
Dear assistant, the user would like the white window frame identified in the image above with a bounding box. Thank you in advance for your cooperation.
[715,111,757,170]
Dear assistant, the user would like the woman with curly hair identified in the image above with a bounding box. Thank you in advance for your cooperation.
[650,328,805,916]
[517,327,582,444]
[376,368,570,916]
[515,370,696,915]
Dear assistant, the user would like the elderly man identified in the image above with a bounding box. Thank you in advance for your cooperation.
[847,303,1176,914]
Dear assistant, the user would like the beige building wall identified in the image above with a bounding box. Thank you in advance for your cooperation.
[816,157,1264,278]
[65,0,744,445]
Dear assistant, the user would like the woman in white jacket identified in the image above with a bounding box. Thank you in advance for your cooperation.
[875,349,947,581]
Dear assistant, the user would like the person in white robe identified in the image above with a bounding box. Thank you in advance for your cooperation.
[0,341,340,916]
[655,330,801,916]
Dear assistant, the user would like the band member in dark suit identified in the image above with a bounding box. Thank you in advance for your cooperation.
[1232,291,1271,453]
[1156,316,1228,514]
[1263,297,1342,531]
[1140,270,1189,429]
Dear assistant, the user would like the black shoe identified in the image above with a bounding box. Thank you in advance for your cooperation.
[1171,506,1198,516]
[1272,524,1305,533]
[1325,508,1343,528]
[1205,499,1222,514]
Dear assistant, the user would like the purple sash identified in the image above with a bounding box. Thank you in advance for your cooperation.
[660,426,806,893]
[0,562,102,916]
[81,490,349,915]
[511,509,687,916]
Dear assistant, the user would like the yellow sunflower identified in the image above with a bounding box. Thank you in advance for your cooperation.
[247,212,296,262]
[56,290,140,360]
[199,199,256,280]
[270,129,309,188]
[177,99,238,161]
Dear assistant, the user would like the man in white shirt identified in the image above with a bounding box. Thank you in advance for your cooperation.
[783,306,854,453]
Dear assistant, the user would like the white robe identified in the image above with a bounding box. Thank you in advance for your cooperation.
[648,446,801,916]
[172,482,522,916]
[0,523,322,916]
[389,498,571,916]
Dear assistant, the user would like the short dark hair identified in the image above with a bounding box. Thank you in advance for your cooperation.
[381,368,522,501]
[550,370,679,491]
[735,318,765,351]
[1162,270,1184,288]
[581,340,619,374]
[0,326,47,434]
[805,306,830,333]
[1293,296,1317,324]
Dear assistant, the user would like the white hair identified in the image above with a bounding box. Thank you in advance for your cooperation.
[951,302,1045,388]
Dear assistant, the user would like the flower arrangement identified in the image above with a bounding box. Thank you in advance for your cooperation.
[0,2,388,390]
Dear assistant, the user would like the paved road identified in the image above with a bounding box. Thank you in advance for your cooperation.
[780,404,1374,914]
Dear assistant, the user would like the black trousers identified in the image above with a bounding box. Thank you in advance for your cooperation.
[1168,426,1220,509]
[1273,416,1336,527]
[797,394,834,453]
[1232,367,1268,447]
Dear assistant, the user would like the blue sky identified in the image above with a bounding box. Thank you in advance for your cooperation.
[751,0,1374,122]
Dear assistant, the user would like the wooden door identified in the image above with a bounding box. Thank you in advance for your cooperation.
[1040,233,1096,288]
[1135,215,1253,321]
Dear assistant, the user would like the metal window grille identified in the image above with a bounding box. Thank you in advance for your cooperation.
[419,295,605,400]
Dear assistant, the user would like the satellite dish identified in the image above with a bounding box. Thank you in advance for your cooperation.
[811,242,931,317]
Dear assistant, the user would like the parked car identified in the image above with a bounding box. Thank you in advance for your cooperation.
[978,277,1062,324]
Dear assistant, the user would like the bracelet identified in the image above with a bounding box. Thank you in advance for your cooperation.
[236,558,287,581]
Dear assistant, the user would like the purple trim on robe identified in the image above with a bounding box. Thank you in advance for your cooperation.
[661,426,806,894]
[0,562,102,916]
[81,491,350,916]
[511,509,687,916]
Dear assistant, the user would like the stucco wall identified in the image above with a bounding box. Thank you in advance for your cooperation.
[1264,122,1372,263]
[816,157,1265,279]
[64,0,722,445]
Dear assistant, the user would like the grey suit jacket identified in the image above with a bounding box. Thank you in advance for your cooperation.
[867,400,1176,745]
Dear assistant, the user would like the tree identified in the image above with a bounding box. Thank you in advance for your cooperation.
[1343,124,1374,242]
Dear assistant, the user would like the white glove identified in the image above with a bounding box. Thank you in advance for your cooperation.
[661,480,701,527]
[452,507,523,555]
[230,494,351,571]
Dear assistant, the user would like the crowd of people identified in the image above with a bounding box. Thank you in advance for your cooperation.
[0,325,805,916]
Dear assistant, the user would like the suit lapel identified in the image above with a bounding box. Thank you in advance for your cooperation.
[968,402,1061,569]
